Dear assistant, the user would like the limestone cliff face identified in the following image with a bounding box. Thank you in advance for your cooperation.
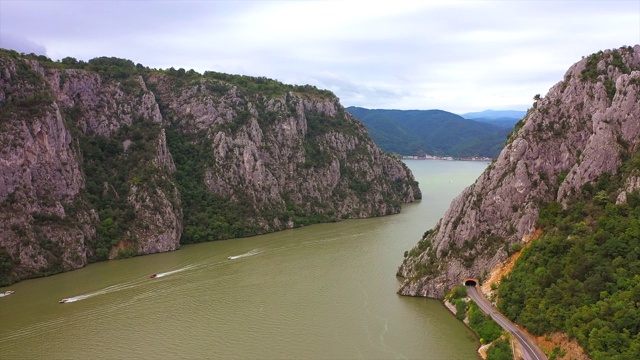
[148,73,419,234]
[398,45,640,298]
[0,51,419,285]
[0,54,182,283]
[0,60,90,279]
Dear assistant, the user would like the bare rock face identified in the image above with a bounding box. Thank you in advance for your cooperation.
[0,52,419,285]
[147,73,420,236]
[0,53,181,284]
[0,56,90,282]
[121,184,182,256]
[398,45,640,299]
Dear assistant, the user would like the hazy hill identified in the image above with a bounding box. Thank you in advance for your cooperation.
[461,110,525,129]
[461,109,526,120]
[346,107,510,158]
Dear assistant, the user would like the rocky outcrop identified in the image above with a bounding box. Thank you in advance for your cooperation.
[0,53,182,284]
[146,72,419,238]
[398,45,640,298]
[0,51,419,285]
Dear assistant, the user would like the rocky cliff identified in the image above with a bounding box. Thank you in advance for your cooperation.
[0,51,420,285]
[398,45,640,298]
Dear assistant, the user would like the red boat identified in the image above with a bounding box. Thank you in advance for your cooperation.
[150,274,157,278]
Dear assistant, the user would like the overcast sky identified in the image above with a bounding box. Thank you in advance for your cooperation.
[1,1,639,113]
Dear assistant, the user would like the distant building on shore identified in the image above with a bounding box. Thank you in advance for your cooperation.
[400,153,492,162]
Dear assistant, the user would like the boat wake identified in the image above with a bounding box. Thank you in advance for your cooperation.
[59,295,87,303]
[60,264,197,303]
[58,281,139,304]
[227,248,261,260]
[0,290,14,297]
[154,264,198,278]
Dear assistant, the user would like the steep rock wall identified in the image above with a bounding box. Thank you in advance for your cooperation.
[0,51,419,285]
[0,54,182,283]
[0,57,92,281]
[147,73,420,238]
[398,45,640,298]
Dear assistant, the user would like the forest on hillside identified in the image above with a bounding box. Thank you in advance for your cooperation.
[499,166,640,359]
[346,107,513,158]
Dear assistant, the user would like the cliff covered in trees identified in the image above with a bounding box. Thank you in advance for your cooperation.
[398,45,640,359]
[0,49,420,285]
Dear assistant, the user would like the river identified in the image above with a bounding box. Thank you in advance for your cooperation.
[0,160,487,359]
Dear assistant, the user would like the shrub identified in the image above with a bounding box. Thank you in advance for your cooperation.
[486,338,513,360]
[468,302,504,344]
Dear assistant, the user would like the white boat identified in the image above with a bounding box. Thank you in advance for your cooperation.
[0,290,14,297]
[59,298,70,304]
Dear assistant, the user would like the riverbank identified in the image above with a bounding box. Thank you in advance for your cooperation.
[444,286,513,360]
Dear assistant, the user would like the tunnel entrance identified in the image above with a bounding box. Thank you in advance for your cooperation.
[463,278,478,287]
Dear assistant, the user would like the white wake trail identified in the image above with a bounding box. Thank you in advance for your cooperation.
[60,264,198,303]
[227,248,262,260]
[154,264,198,278]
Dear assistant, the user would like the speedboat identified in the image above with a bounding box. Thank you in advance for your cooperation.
[59,298,70,304]
[0,290,14,297]
[150,274,157,278]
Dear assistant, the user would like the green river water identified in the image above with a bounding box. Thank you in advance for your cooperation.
[0,160,487,359]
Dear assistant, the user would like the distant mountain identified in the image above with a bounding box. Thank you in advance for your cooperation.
[461,109,527,120]
[346,107,511,158]
[461,110,525,129]
[470,117,521,129]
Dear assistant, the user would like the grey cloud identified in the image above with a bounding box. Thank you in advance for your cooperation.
[0,0,638,113]
[0,33,47,55]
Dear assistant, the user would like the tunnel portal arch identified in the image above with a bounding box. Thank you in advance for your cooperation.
[463,278,478,287]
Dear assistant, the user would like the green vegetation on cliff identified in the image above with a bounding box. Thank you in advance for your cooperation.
[498,166,640,359]
[71,117,166,261]
[164,127,264,243]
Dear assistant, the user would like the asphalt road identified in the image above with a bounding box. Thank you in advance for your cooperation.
[466,285,548,360]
